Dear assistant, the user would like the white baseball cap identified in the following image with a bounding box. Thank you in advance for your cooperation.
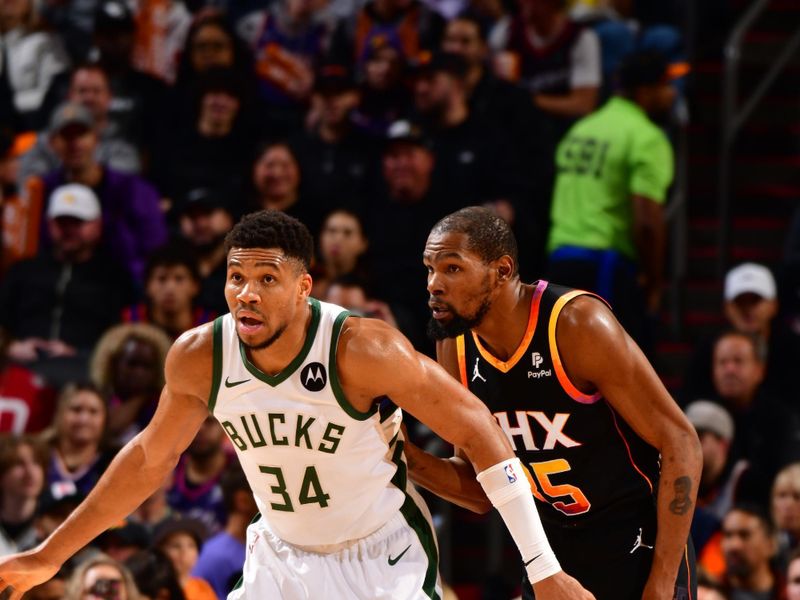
[724,262,776,301]
[47,184,101,221]
[685,400,734,441]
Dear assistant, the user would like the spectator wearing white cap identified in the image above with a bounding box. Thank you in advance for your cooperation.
[23,102,167,283]
[0,183,133,387]
[723,262,778,339]
[684,262,800,402]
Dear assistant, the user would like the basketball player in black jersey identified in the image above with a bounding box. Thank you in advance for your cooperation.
[406,207,701,600]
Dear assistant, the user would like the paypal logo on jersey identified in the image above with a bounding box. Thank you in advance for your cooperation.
[528,352,552,379]
[301,362,327,392]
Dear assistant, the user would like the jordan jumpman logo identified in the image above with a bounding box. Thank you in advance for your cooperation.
[472,357,487,383]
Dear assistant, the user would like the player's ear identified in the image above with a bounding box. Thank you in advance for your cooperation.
[299,272,313,298]
[496,256,514,282]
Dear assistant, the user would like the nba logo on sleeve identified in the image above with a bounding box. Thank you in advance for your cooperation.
[504,463,518,483]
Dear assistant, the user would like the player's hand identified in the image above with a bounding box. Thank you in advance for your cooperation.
[0,549,61,599]
[532,571,596,600]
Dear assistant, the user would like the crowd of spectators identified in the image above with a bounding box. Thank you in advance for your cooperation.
[0,0,798,598]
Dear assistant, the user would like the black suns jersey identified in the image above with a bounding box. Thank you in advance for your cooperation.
[456,280,660,528]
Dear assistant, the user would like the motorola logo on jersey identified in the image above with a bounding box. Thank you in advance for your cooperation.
[301,362,327,391]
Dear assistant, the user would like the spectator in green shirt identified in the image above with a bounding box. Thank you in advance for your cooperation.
[546,50,678,345]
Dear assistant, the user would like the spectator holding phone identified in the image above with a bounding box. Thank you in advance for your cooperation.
[65,553,140,600]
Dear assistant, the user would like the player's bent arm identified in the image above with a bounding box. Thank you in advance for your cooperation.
[338,319,595,599]
[337,319,513,470]
[0,326,214,597]
[405,442,493,514]
[405,337,493,513]
[557,297,702,596]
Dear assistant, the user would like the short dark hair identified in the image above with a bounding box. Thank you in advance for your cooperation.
[225,210,314,271]
[431,206,519,275]
[727,502,775,536]
[144,243,201,284]
[126,549,185,600]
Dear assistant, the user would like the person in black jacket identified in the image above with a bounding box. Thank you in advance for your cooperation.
[0,183,133,386]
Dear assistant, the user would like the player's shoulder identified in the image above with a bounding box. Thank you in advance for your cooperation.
[172,320,216,357]
[339,316,412,355]
[166,320,216,393]
[336,316,418,376]
[557,293,619,339]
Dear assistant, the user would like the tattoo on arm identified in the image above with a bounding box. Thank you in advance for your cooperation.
[668,476,693,516]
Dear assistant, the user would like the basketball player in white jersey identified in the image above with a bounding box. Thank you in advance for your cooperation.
[0,211,593,600]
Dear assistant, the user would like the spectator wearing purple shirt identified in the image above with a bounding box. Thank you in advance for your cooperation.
[192,465,256,598]
[28,103,167,283]
[167,417,232,535]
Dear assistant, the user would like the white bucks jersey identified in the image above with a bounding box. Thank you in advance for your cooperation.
[210,299,410,547]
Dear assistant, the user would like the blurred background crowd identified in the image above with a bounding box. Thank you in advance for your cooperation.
[1,0,800,598]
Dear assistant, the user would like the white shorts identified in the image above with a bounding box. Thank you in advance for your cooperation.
[228,501,442,600]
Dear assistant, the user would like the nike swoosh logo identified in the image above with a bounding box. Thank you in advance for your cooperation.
[388,544,412,566]
[524,553,543,567]
[225,376,251,388]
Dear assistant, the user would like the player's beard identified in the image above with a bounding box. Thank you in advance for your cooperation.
[426,297,491,341]
[237,322,288,350]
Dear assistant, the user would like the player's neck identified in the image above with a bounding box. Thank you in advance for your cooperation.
[246,301,313,377]
[471,280,532,361]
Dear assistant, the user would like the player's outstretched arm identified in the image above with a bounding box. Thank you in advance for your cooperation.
[557,297,702,600]
[337,318,595,600]
[0,326,214,599]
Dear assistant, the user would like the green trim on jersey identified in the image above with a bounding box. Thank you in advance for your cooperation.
[239,298,322,387]
[390,440,441,600]
[208,316,224,414]
[329,310,378,421]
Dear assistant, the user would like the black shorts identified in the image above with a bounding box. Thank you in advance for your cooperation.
[522,508,696,600]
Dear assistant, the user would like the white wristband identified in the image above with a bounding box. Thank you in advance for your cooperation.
[476,458,561,583]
